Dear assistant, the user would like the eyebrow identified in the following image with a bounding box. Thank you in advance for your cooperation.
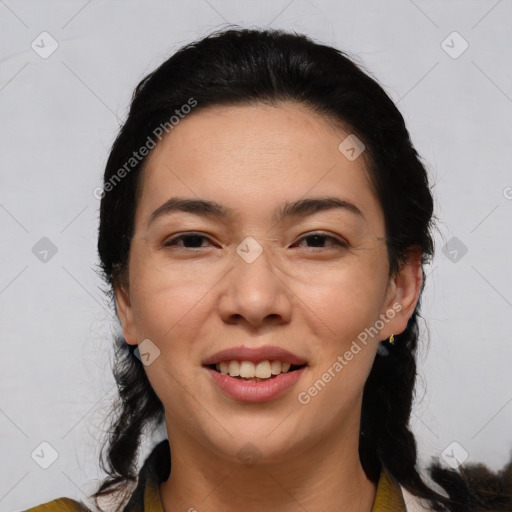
[148,196,365,227]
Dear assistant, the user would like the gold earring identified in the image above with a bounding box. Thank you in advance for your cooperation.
[389,334,394,344]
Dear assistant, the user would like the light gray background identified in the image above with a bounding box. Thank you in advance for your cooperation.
[1,1,511,511]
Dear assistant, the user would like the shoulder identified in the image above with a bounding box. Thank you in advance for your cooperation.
[24,497,90,512]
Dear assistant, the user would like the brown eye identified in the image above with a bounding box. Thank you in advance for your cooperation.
[292,232,348,250]
[163,233,212,249]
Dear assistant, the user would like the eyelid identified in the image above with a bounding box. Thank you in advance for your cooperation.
[292,231,348,249]
[163,232,217,248]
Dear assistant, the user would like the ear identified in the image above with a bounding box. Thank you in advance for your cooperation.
[113,280,138,346]
[380,247,423,340]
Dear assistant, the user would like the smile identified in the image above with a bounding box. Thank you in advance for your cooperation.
[205,362,307,402]
[212,359,306,380]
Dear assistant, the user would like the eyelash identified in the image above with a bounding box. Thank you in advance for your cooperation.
[162,232,348,251]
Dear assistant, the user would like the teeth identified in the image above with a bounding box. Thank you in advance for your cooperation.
[228,360,240,377]
[270,360,282,375]
[255,361,271,378]
[240,361,254,378]
[214,359,297,379]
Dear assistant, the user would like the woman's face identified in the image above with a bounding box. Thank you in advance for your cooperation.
[115,102,420,463]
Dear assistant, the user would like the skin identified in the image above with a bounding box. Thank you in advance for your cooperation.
[115,102,423,512]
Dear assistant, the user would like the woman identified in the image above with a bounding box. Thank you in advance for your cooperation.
[27,27,512,512]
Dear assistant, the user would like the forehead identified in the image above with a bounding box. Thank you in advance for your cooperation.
[136,102,382,229]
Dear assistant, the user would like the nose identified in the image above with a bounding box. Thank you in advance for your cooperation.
[217,243,292,328]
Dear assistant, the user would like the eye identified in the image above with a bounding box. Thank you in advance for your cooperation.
[291,232,348,250]
[163,232,213,249]
[162,232,348,251]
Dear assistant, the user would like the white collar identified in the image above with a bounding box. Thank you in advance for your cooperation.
[400,484,433,511]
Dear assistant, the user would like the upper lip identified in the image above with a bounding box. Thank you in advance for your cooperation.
[203,345,307,366]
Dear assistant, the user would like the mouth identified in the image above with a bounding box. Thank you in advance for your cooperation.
[204,357,308,403]
[205,361,308,382]
[202,346,308,401]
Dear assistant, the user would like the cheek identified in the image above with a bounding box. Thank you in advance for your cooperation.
[128,248,223,340]
[128,266,211,401]
[132,281,208,342]
[293,261,386,335]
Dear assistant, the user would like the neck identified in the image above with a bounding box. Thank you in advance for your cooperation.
[159,419,377,512]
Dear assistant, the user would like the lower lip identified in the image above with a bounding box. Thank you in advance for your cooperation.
[205,366,306,403]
